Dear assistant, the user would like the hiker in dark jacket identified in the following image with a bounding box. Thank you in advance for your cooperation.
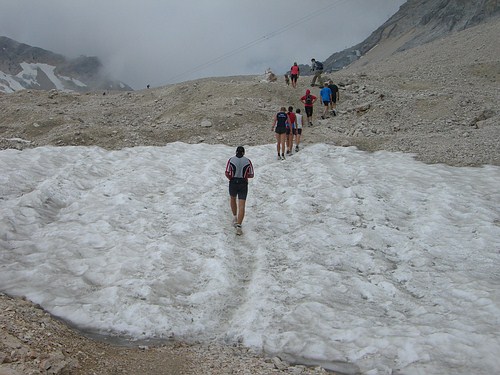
[310,58,324,86]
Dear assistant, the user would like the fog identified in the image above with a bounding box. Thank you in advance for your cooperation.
[0,0,405,89]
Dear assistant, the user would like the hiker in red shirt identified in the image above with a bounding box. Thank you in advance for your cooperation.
[300,89,317,126]
[290,62,300,88]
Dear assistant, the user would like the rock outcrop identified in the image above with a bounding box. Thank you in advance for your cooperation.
[323,0,500,71]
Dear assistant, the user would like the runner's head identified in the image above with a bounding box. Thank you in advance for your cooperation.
[236,146,245,157]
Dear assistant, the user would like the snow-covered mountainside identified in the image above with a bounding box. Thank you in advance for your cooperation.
[0,36,132,93]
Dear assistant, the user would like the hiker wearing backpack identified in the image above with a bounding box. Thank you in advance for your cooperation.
[310,58,324,87]
[300,89,317,126]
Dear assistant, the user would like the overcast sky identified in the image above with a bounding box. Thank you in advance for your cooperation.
[0,0,406,89]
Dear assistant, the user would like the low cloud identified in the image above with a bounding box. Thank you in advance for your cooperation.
[0,0,405,89]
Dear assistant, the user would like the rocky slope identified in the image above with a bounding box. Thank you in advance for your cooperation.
[1,17,498,167]
[324,0,500,71]
[0,10,499,375]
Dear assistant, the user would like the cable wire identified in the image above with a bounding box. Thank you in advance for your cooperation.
[166,0,346,83]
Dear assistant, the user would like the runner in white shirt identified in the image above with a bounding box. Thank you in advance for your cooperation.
[295,108,303,152]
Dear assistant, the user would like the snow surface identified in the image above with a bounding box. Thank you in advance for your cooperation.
[0,143,499,375]
[0,70,25,93]
[0,62,87,92]
[18,62,66,90]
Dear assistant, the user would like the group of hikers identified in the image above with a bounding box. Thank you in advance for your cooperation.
[272,106,303,160]
[286,58,328,87]
[286,58,324,88]
[273,59,339,160]
[225,58,339,235]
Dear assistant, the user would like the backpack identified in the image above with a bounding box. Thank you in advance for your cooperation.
[315,61,323,70]
[305,95,312,105]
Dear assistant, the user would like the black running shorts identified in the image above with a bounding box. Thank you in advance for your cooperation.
[229,179,248,200]
[275,125,286,134]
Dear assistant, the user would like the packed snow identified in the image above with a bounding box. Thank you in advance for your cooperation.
[0,143,499,375]
[0,70,25,93]
[0,62,87,93]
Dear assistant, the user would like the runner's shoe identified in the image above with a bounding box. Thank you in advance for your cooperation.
[235,224,243,235]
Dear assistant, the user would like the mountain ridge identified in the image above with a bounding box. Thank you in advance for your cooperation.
[3,1,499,92]
[0,36,132,93]
[322,0,500,71]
